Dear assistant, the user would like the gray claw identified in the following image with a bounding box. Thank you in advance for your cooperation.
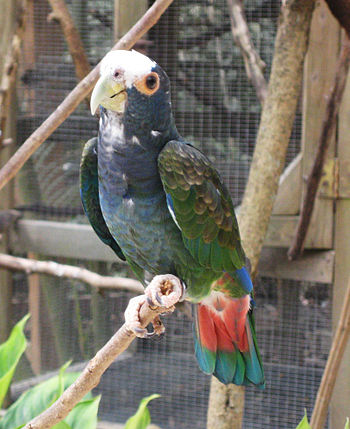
[155,292,164,306]
[133,326,156,338]
[146,296,158,310]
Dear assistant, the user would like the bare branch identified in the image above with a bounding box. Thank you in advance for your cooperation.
[0,0,27,148]
[310,275,350,429]
[0,0,175,192]
[0,252,143,294]
[287,34,350,260]
[23,274,181,429]
[226,0,268,104]
[46,0,91,100]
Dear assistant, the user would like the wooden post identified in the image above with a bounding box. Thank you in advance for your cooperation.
[330,33,350,429]
[0,0,19,344]
[114,0,148,41]
[27,252,41,375]
[301,0,339,250]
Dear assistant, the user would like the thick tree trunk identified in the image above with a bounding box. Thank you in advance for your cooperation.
[207,0,315,427]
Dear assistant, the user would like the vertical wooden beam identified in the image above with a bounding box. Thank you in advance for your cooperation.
[114,0,148,41]
[301,1,339,249]
[0,0,18,344]
[330,34,350,429]
[27,252,41,375]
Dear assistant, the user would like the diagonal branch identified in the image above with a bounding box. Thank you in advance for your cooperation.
[0,252,143,294]
[226,0,267,104]
[287,34,350,260]
[47,0,91,84]
[0,0,175,191]
[23,274,181,429]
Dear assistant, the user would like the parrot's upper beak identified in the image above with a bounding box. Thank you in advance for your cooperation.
[90,74,127,115]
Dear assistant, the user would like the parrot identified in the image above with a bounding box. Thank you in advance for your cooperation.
[80,49,264,388]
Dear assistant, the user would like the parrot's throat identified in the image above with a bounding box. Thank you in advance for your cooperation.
[98,109,177,195]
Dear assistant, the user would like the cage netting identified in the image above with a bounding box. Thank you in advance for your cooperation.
[9,0,330,428]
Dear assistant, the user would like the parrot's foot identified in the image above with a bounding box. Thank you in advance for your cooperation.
[145,274,186,309]
[124,274,185,338]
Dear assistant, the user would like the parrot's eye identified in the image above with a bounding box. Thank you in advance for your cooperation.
[135,72,160,96]
[146,75,157,89]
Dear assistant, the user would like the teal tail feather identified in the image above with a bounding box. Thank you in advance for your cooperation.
[193,292,265,388]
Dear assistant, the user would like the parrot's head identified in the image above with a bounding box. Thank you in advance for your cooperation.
[90,50,174,135]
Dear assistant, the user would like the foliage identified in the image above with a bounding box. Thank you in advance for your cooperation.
[295,411,311,429]
[296,411,350,429]
[124,394,160,429]
[0,317,100,429]
[0,315,29,408]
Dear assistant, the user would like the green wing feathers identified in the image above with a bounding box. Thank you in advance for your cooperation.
[80,138,125,261]
[158,140,245,274]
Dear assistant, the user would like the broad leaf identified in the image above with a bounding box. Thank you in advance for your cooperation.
[345,418,349,429]
[0,314,30,408]
[52,422,72,429]
[0,368,89,429]
[124,394,160,429]
[296,410,311,429]
[65,396,101,429]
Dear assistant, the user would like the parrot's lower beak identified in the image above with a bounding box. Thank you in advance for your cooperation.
[90,74,127,115]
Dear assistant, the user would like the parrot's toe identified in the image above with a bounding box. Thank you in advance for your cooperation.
[152,315,165,335]
[145,274,185,309]
[124,295,149,338]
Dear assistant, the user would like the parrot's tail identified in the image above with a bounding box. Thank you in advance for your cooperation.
[193,291,265,388]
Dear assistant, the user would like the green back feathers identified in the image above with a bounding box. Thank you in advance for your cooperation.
[158,140,246,276]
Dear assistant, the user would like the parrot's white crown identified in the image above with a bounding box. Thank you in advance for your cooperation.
[100,50,156,88]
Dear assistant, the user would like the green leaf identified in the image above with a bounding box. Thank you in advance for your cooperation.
[345,418,349,429]
[124,394,161,429]
[65,396,101,429]
[0,314,30,408]
[52,422,72,429]
[0,370,87,429]
[58,361,73,397]
[296,410,311,429]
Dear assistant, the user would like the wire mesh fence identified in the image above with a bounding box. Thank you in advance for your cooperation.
[7,0,331,428]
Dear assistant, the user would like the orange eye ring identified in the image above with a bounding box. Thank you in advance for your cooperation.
[134,72,160,96]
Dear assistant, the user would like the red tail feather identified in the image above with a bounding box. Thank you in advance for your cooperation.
[198,292,250,353]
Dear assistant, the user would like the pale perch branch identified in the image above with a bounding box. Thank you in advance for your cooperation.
[0,0,175,191]
[23,274,181,429]
[226,0,267,104]
[310,275,350,429]
[287,34,350,260]
[0,253,143,294]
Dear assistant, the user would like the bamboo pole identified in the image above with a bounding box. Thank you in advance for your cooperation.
[310,276,350,429]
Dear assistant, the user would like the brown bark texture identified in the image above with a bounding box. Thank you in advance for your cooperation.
[207,1,315,427]
[47,0,91,83]
[0,0,27,148]
[239,0,315,277]
[226,0,267,104]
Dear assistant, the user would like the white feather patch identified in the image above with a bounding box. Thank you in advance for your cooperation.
[100,50,156,88]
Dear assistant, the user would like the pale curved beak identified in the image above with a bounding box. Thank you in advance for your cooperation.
[90,74,126,115]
